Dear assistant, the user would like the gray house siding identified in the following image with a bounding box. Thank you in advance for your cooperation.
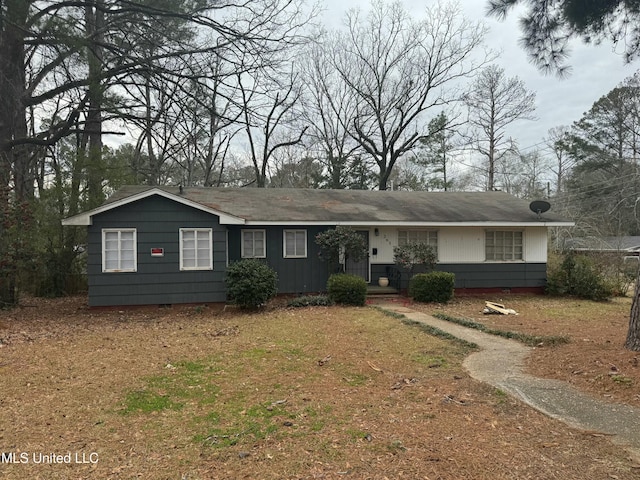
[440,263,546,289]
[372,262,546,291]
[227,225,331,294]
[87,195,227,306]
[62,187,575,307]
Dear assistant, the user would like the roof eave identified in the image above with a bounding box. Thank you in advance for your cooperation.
[241,220,575,227]
[61,187,245,226]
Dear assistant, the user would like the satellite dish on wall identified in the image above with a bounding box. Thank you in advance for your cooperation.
[529,200,551,218]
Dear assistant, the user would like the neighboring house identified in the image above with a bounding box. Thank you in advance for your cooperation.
[62,186,573,306]
[566,236,640,256]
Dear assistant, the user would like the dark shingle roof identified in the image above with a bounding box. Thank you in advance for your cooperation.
[566,236,640,252]
[100,186,571,225]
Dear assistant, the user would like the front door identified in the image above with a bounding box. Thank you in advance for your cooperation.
[345,230,370,283]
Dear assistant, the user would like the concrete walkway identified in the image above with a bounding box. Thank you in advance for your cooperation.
[378,303,640,460]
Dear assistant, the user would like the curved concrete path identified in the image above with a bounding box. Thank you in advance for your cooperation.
[378,304,640,460]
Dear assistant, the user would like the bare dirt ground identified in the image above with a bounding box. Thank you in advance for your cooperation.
[1,295,639,479]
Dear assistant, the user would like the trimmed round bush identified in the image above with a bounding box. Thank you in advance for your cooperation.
[327,273,367,306]
[226,259,278,308]
[409,271,455,303]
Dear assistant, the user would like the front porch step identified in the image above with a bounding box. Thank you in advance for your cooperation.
[367,285,399,295]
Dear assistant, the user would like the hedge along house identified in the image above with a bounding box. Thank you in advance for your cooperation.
[62,186,573,307]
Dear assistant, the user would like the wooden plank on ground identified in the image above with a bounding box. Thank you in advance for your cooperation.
[484,301,518,315]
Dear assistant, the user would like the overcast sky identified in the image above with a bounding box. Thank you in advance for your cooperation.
[322,0,638,156]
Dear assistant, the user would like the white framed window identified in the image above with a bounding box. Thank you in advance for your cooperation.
[486,230,523,261]
[241,229,266,258]
[180,228,213,270]
[283,229,307,258]
[102,229,137,272]
[398,229,438,254]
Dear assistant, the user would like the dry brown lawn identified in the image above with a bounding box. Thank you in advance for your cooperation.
[421,295,640,408]
[0,294,639,479]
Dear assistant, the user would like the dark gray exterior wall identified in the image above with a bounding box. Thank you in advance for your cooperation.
[439,262,546,289]
[87,195,228,306]
[371,262,547,290]
[86,191,548,306]
[227,225,331,294]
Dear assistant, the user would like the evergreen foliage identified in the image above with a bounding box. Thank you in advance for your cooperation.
[226,259,278,309]
[488,0,640,74]
[546,254,614,301]
[409,271,455,303]
[326,273,367,306]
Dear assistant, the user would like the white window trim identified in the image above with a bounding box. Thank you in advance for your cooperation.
[241,229,266,258]
[102,228,137,273]
[485,229,525,262]
[179,228,213,271]
[283,229,307,258]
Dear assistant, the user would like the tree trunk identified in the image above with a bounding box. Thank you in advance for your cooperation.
[625,273,640,351]
[84,0,105,207]
[488,130,496,191]
[378,166,390,190]
[0,0,29,306]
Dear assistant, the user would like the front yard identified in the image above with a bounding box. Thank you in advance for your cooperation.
[0,296,639,479]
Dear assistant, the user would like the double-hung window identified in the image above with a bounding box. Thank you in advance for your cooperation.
[283,230,307,258]
[180,228,213,270]
[102,229,137,272]
[485,230,523,261]
[242,230,266,258]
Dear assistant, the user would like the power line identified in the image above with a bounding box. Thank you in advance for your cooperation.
[552,173,640,205]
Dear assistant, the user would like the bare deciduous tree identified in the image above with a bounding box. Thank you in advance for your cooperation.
[299,36,367,189]
[0,0,316,305]
[463,64,536,191]
[330,0,488,190]
[238,68,308,187]
[545,126,576,195]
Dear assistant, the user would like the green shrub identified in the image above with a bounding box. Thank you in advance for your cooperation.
[226,259,278,308]
[327,273,367,306]
[546,254,614,301]
[409,271,455,303]
[287,295,334,308]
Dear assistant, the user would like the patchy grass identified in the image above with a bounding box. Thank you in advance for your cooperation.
[373,305,479,350]
[433,312,571,347]
[0,296,639,479]
[421,295,640,408]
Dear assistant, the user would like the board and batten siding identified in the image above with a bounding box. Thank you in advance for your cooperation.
[87,195,228,306]
[227,225,330,294]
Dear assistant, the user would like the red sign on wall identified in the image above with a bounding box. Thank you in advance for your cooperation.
[150,248,164,257]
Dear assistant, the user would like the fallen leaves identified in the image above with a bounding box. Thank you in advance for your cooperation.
[1,296,640,479]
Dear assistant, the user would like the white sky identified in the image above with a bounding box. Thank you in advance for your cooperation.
[321,0,638,156]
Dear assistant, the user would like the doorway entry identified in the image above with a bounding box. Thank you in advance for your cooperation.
[345,230,370,283]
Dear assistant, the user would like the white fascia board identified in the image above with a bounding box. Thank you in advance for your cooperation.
[242,220,575,227]
[62,188,245,226]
